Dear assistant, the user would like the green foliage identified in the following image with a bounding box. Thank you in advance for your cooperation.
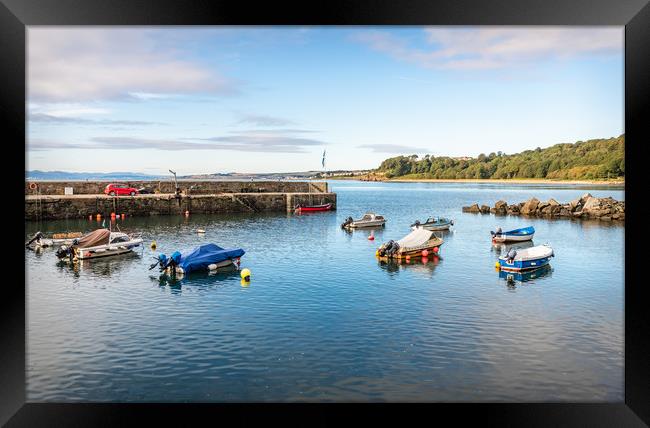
[376,135,624,180]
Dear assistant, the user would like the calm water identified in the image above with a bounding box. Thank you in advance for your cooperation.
[26,181,625,402]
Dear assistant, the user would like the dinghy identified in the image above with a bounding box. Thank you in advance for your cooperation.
[294,203,333,213]
[55,228,143,261]
[411,217,454,231]
[341,212,386,229]
[150,243,245,276]
[377,228,443,260]
[26,231,83,250]
[491,226,535,243]
[497,244,554,272]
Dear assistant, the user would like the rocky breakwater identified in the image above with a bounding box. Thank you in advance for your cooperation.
[462,193,624,222]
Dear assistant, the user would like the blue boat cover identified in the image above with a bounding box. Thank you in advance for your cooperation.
[503,226,535,235]
[176,243,245,274]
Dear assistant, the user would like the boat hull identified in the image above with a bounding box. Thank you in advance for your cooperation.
[295,203,333,212]
[498,245,553,271]
[76,238,143,260]
[492,233,534,243]
[412,224,451,231]
[346,220,385,229]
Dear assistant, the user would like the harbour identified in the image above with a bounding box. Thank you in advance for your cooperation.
[26,180,624,402]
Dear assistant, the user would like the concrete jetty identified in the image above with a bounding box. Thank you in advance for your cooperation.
[25,181,336,221]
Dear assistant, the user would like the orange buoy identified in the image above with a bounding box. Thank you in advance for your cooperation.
[96,214,101,220]
[111,212,116,218]
[122,213,126,219]
[184,210,190,216]
[405,255,411,262]
[433,246,439,254]
[421,249,429,257]
[368,235,375,241]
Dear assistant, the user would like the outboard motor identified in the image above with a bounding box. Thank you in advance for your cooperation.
[411,220,421,228]
[341,216,354,229]
[506,248,517,263]
[25,231,44,249]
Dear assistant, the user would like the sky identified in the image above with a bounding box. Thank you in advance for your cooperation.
[26,26,624,175]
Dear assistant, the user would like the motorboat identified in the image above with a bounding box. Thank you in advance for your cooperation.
[491,226,535,243]
[341,212,386,229]
[150,243,245,276]
[497,244,554,272]
[294,203,333,213]
[55,228,143,261]
[377,228,443,260]
[26,231,83,250]
[411,217,454,231]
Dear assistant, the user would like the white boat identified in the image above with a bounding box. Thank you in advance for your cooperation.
[377,227,443,259]
[26,231,83,250]
[497,244,554,272]
[411,217,454,231]
[341,213,386,229]
[56,229,143,261]
[491,226,535,243]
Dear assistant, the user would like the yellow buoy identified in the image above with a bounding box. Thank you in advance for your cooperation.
[151,240,157,250]
[495,261,501,269]
[240,268,251,281]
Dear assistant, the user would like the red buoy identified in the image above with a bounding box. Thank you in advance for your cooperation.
[421,249,429,257]
[433,246,439,254]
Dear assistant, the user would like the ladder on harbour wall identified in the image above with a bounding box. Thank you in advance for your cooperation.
[232,195,258,212]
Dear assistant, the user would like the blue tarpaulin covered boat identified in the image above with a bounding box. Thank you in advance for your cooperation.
[152,243,245,275]
[490,226,535,243]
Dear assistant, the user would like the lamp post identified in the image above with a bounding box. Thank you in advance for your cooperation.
[169,169,179,195]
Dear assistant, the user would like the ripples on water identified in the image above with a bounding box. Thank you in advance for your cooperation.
[26,181,624,402]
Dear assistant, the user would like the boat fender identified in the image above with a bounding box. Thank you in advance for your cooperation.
[208,263,218,271]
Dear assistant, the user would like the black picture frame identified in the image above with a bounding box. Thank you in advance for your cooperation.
[4,0,649,426]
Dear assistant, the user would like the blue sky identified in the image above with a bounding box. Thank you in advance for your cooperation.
[27,27,623,175]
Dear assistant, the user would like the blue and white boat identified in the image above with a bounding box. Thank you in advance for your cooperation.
[150,243,245,275]
[490,226,535,243]
[497,244,554,272]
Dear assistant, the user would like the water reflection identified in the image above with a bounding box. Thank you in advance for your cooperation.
[377,256,441,278]
[54,251,143,278]
[498,264,553,288]
[153,266,241,289]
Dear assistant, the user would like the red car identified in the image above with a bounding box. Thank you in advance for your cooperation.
[104,183,139,196]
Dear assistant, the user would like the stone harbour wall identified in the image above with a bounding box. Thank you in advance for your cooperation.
[25,180,328,196]
[25,192,337,221]
[462,193,624,222]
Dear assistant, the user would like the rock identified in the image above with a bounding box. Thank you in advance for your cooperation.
[490,207,496,214]
[559,208,570,216]
[480,204,490,214]
[508,204,520,214]
[580,193,593,203]
[520,198,540,215]
[582,196,601,212]
[494,200,508,209]
[572,211,584,218]
[537,201,550,212]
[493,200,508,215]
[548,198,559,206]
[463,203,480,213]
[568,198,580,210]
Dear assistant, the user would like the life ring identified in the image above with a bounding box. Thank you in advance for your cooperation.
[29,182,38,190]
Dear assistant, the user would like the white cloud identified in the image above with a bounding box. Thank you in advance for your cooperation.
[354,27,622,70]
[357,144,431,154]
[28,28,239,102]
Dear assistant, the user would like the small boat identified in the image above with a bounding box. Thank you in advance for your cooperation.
[55,228,143,261]
[491,226,535,243]
[294,203,333,213]
[26,231,83,250]
[377,228,443,260]
[341,212,386,229]
[411,217,454,231]
[149,243,245,276]
[497,244,554,272]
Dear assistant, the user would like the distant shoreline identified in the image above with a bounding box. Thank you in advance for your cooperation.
[328,176,624,186]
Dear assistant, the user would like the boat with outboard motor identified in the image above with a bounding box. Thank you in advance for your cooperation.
[149,243,245,276]
[491,226,535,243]
[55,228,143,261]
[341,212,386,229]
[411,217,454,231]
[497,243,554,272]
[377,227,443,260]
[294,203,333,213]
[26,231,83,250]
